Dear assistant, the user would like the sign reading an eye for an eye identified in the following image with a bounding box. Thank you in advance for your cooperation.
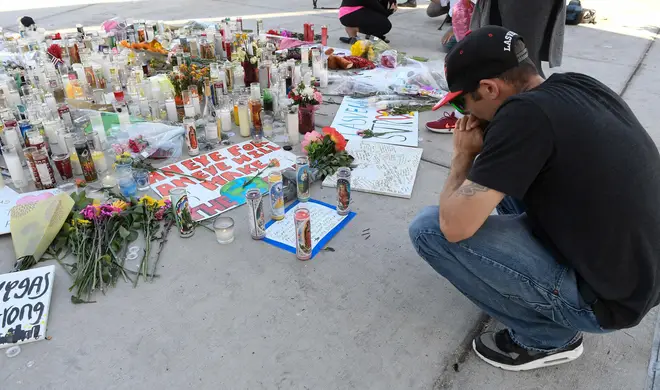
[0,265,55,348]
[330,97,419,148]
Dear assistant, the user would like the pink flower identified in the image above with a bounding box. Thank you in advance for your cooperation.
[301,131,322,153]
[313,91,323,104]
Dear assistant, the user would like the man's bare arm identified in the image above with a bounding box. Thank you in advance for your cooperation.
[439,153,504,242]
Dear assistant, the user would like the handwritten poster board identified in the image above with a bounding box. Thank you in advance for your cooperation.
[323,142,423,199]
[150,140,296,221]
[264,199,356,259]
[0,188,62,235]
[330,97,419,148]
[0,265,55,348]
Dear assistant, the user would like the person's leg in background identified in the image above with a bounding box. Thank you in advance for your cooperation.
[408,199,606,370]
[398,0,417,8]
[340,8,392,42]
[488,0,552,77]
[427,0,450,17]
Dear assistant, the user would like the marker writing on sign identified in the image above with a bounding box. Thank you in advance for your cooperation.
[0,272,51,333]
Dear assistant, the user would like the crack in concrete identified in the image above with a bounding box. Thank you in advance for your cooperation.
[432,313,492,389]
[620,25,660,97]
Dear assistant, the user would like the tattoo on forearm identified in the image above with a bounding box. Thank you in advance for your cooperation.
[456,183,489,197]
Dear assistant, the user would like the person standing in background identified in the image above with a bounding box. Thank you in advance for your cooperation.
[470,0,566,77]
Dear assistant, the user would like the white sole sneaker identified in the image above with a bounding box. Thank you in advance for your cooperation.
[426,126,454,134]
[472,339,584,371]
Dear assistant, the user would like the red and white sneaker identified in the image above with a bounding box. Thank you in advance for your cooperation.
[426,112,458,134]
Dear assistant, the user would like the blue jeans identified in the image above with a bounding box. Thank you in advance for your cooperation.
[409,197,608,352]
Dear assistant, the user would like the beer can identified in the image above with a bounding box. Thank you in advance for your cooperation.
[296,156,310,202]
[183,118,199,156]
[169,188,195,238]
[268,170,285,221]
[245,188,266,240]
[336,167,351,215]
[74,140,98,182]
[294,207,312,260]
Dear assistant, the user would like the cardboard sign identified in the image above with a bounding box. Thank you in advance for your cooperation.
[149,140,296,221]
[331,97,419,148]
[323,142,423,199]
[0,265,55,348]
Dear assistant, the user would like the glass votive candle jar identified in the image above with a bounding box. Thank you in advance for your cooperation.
[132,168,150,191]
[213,217,235,244]
[52,153,74,180]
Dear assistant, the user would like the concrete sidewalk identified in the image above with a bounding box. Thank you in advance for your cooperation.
[1,1,659,389]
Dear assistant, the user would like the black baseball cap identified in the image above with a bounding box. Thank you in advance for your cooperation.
[432,26,529,111]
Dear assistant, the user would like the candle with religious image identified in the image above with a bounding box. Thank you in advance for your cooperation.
[33,149,57,189]
[296,156,310,202]
[336,167,351,215]
[23,147,43,190]
[268,170,285,221]
[294,207,312,260]
[74,139,98,182]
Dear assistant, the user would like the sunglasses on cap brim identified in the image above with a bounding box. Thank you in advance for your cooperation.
[449,95,467,115]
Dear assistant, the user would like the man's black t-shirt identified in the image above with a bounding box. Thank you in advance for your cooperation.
[468,72,660,330]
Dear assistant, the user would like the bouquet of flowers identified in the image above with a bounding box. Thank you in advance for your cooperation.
[288,82,323,108]
[47,192,173,301]
[232,35,263,67]
[168,63,210,104]
[301,127,354,178]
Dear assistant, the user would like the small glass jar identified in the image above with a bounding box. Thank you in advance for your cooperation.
[213,217,235,244]
[116,164,137,197]
[132,168,150,191]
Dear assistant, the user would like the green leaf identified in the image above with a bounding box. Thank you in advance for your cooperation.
[127,230,139,242]
[119,226,130,239]
[71,296,96,304]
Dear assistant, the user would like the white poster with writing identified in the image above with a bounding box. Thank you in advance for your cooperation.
[323,142,423,199]
[0,188,62,235]
[149,140,296,221]
[264,199,356,259]
[0,265,55,348]
[330,97,419,148]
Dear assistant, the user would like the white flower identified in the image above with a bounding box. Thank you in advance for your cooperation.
[250,56,258,65]
[302,87,314,98]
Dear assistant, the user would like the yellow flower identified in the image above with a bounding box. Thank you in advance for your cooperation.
[156,199,167,208]
[92,199,101,206]
[140,195,157,206]
[112,200,129,210]
[76,219,91,225]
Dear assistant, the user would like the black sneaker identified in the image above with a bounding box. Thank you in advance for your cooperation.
[339,37,358,44]
[398,0,417,7]
[473,330,584,371]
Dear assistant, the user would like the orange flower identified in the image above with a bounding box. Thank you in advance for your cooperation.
[322,127,348,152]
